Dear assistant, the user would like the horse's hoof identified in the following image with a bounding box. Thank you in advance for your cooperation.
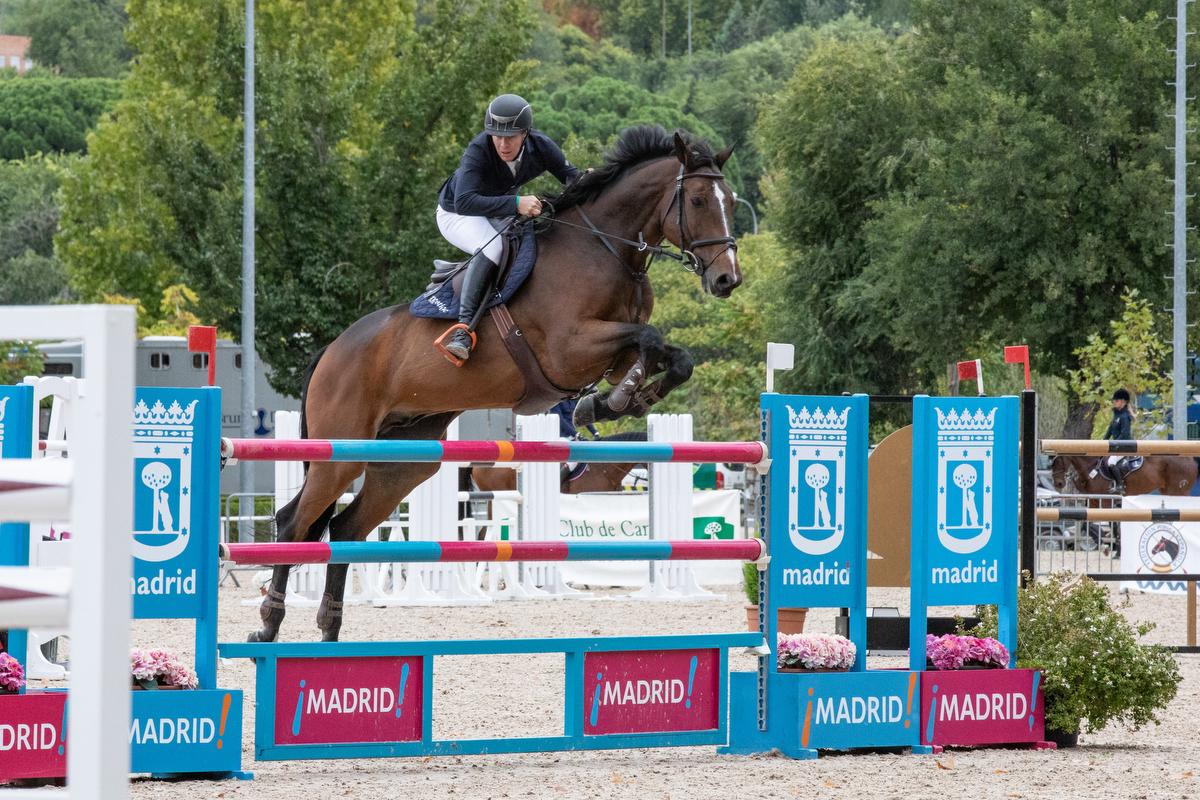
[573,393,598,427]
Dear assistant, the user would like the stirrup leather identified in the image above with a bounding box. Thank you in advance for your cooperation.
[434,323,477,367]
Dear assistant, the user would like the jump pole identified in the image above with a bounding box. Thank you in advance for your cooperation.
[220,539,767,566]
[220,437,769,467]
[1040,438,1200,456]
[1036,507,1200,522]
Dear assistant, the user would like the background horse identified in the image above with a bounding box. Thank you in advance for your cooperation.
[1050,455,1200,496]
[252,126,741,642]
[469,431,649,495]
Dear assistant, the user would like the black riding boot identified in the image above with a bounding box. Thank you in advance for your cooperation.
[444,251,499,362]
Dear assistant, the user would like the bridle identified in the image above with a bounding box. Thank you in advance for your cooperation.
[541,162,738,279]
[664,164,739,277]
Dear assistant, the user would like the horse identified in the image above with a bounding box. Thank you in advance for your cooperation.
[1050,454,1200,496]
[251,126,741,643]
[1150,535,1181,563]
[469,431,649,496]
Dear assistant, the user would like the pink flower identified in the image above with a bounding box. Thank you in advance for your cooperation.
[926,634,1009,669]
[0,653,25,692]
[777,633,856,670]
[129,647,197,688]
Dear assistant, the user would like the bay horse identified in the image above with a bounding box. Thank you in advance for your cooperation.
[469,431,649,495]
[251,126,741,642]
[1050,455,1200,496]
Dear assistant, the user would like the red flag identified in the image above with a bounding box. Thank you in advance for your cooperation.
[956,359,985,396]
[1004,344,1032,390]
[187,325,218,386]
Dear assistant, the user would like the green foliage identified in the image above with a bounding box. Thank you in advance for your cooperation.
[1070,289,1172,436]
[58,0,534,397]
[0,341,43,385]
[742,560,759,605]
[975,573,1181,734]
[3,0,132,78]
[0,78,122,157]
[0,154,71,305]
[757,1,1178,404]
[642,231,786,440]
[757,28,919,394]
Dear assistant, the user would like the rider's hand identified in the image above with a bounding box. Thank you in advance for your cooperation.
[518,195,543,217]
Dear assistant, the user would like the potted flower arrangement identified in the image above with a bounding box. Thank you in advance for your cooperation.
[973,572,1181,747]
[742,560,807,634]
[130,648,198,690]
[777,632,856,672]
[0,652,25,694]
[925,633,1009,670]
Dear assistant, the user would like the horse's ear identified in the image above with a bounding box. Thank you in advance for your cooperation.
[715,145,734,169]
[673,131,690,165]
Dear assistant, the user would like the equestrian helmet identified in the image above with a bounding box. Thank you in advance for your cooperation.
[484,94,532,137]
[1112,388,1131,402]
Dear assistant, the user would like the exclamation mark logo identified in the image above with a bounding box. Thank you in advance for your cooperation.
[684,656,697,709]
[924,685,938,743]
[292,679,306,736]
[589,672,604,726]
[800,687,814,748]
[56,700,67,758]
[395,663,410,718]
[904,672,916,729]
[217,693,231,749]
[1028,671,1040,730]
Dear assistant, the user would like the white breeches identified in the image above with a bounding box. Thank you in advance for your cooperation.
[436,205,505,264]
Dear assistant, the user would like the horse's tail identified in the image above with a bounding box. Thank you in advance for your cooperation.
[298,345,329,473]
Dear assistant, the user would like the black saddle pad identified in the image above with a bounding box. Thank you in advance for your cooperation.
[410,227,538,320]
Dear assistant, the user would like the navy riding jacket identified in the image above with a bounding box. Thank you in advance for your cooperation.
[438,130,579,218]
[1104,407,1133,440]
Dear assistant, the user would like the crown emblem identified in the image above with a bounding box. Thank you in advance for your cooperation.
[133,398,198,442]
[788,405,850,432]
[936,408,996,432]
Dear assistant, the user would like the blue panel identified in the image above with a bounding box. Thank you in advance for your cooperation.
[760,394,868,612]
[910,395,1019,669]
[129,688,243,775]
[0,385,34,672]
[131,388,217,621]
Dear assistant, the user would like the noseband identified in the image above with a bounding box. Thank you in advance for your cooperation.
[665,164,739,277]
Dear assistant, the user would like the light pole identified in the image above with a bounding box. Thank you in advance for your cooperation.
[733,193,758,235]
[240,0,256,532]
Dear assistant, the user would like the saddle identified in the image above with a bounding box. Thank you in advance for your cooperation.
[410,223,575,415]
[1093,456,1144,491]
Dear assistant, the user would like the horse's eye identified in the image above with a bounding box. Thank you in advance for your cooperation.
[690,196,704,208]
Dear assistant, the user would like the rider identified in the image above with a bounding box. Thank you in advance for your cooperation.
[435,93,580,363]
[1105,388,1133,441]
[1104,388,1134,474]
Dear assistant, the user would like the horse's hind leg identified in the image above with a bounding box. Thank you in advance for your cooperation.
[249,461,363,643]
[316,414,456,641]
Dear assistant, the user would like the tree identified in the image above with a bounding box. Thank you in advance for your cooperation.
[0,78,122,158]
[0,154,71,305]
[756,1,1179,428]
[1070,290,1173,437]
[3,0,132,78]
[58,0,534,397]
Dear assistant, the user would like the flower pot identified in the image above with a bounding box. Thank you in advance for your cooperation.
[131,682,185,691]
[745,606,808,634]
[1044,725,1080,748]
[925,660,1002,671]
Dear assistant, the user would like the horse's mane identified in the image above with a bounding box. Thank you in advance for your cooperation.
[546,125,715,212]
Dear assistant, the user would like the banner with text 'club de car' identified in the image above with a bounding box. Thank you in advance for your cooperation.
[762,394,868,663]
[910,395,1019,668]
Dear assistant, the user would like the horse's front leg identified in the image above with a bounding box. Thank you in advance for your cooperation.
[566,324,689,426]
[627,343,694,414]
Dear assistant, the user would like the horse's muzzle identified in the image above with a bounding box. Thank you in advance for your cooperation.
[708,271,741,298]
